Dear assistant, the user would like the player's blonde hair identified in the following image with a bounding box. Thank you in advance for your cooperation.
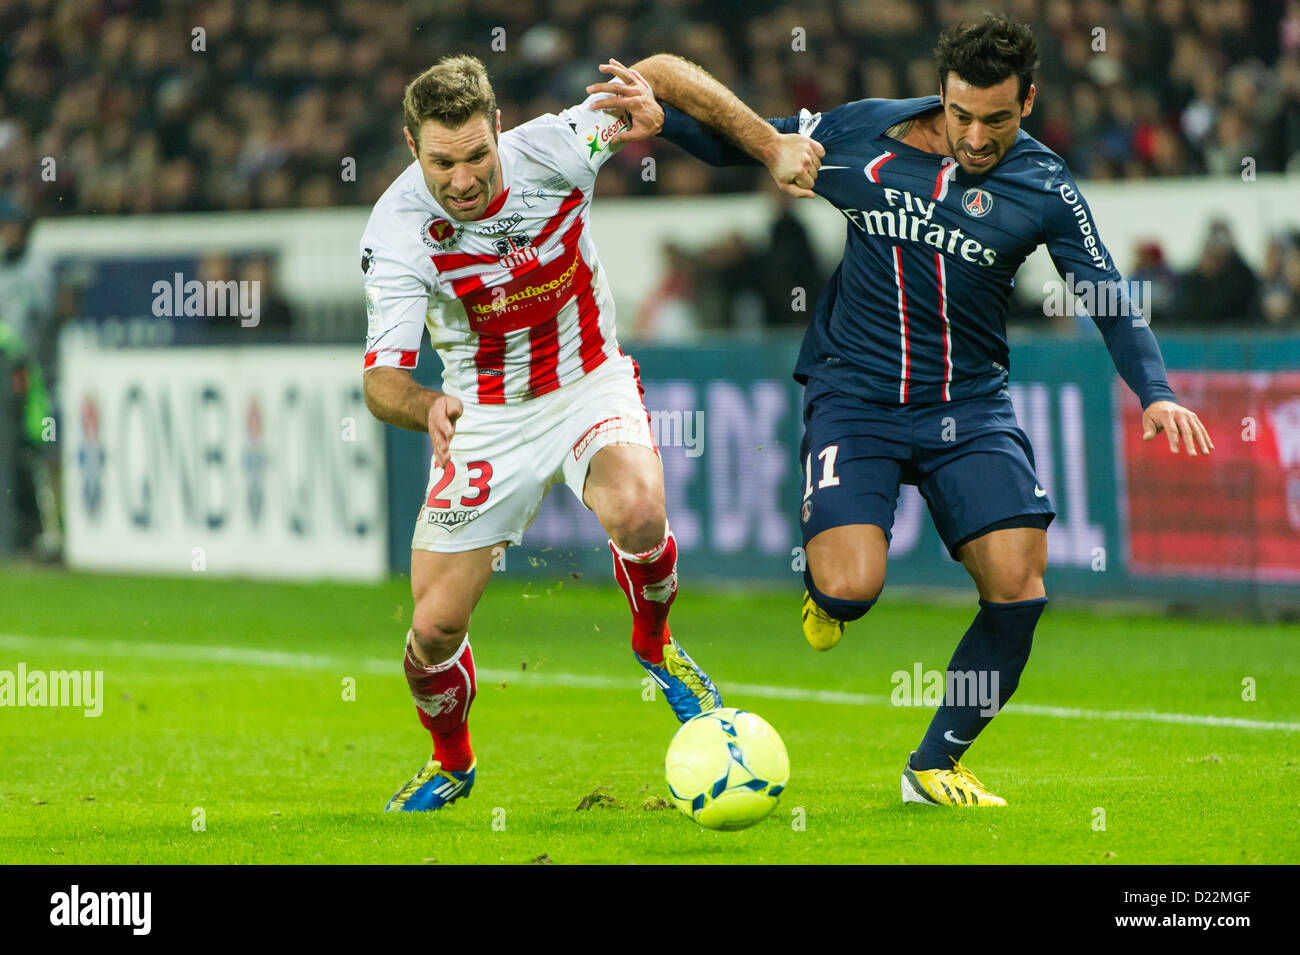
[403,55,498,147]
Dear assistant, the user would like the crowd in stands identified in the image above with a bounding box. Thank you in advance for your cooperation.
[0,0,1297,335]
[2,0,1297,218]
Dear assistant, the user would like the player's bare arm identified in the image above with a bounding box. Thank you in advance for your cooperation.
[591,54,824,198]
[362,367,462,467]
[582,58,664,146]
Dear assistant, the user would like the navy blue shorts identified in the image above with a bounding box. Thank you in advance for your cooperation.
[799,379,1056,560]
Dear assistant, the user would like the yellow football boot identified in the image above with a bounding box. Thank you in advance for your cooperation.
[802,590,845,651]
[901,752,1007,807]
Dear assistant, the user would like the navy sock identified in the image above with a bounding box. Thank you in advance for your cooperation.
[911,596,1047,771]
[804,569,876,622]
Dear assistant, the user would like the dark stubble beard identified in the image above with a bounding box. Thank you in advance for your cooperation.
[946,129,1000,173]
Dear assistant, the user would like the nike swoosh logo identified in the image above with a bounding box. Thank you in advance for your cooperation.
[819,165,850,170]
[1034,485,1048,497]
[944,730,974,745]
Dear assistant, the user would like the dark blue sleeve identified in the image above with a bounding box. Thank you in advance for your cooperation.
[659,104,797,166]
[1042,172,1177,409]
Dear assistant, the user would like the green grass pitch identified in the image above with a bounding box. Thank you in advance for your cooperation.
[1,564,1296,864]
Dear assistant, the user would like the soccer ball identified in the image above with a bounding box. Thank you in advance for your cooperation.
[665,708,789,831]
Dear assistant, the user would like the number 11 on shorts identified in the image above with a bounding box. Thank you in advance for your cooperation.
[803,445,841,499]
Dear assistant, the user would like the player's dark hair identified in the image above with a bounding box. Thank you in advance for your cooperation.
[935,14,1039,103]
[403,55,498,147]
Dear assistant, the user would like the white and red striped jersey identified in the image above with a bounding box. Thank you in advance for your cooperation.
[361,92,632,403]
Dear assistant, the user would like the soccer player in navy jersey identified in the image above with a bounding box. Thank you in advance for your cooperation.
[592,14,1214,806]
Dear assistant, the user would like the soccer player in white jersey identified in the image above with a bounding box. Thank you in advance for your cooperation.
[361,55,724,812]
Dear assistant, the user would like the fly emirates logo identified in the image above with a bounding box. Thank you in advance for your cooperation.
[839,187,1000,267]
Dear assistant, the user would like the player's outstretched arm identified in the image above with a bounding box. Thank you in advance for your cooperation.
[1084,308,1213,456]
[1041,174,1212,457]
[363,367,462,467]
[588,54,824,198]
[1141,400,1214,456]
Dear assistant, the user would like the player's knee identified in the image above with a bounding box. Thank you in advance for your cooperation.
[604,491,666,555]
[983,568,1045,604]
[808,556,884,605]
[410,605,469,662]
[805,568,878,623]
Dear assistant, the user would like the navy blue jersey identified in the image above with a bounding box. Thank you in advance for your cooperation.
[661,97,1176,408]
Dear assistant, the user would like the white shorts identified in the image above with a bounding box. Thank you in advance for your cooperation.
[411,355,656,553]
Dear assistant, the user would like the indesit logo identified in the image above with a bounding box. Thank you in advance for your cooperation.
[1057,183,1108,270]
[49,886,151,935]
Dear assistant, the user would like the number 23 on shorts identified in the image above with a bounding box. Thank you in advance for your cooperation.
[426,460,495,509]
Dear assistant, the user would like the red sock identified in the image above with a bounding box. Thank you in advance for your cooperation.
[403,632,476,772]
[610,528,677,664]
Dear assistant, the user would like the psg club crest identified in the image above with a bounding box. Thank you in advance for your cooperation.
[961,187,993,217]
[421,215,460,251]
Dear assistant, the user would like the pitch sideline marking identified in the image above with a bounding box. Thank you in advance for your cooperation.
[1,633,1296,732]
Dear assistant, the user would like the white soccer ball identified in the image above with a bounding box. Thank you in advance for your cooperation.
[665,708,790,831]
